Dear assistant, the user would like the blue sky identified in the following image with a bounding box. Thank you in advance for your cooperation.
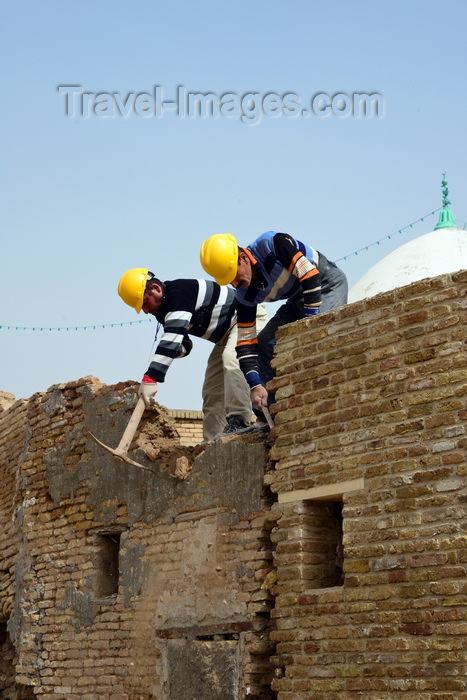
[1,0,466,410]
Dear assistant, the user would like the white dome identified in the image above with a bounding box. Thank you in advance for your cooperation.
[349,227,467,302]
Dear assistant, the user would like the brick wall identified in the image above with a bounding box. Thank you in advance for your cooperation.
[0,397,30,700]
[267,269,467,699]
[0,398,26,626]
[168,409,204,444]
[2,268,467,699]
[0,379,276,699]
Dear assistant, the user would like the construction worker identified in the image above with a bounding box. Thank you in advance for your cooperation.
[200,232,348,430]
[117,269,268,442]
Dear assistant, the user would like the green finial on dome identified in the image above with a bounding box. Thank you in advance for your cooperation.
[434,172,457,230]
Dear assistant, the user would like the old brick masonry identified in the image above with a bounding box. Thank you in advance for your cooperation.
[1,268,467,699]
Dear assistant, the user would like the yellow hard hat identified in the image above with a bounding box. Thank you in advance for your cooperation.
[200,233,238,286]
[118,268,148,314]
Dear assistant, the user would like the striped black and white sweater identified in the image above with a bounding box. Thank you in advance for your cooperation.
[145,279,236,382]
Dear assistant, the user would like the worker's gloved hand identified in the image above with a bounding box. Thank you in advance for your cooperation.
[139,375,158,407]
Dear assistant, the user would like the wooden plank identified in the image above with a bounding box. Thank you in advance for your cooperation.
[278,477,364,504]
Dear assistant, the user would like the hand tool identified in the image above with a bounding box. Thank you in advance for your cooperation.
[87,397,156,473]
[263,406,275,429]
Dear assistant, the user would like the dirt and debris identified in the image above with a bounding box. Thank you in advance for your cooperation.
[146,443,206,480]
[219,430,276,472]
[129,394,275,481]
[135,401,180,453]
[142,431,274,482]
[134,401,205,480]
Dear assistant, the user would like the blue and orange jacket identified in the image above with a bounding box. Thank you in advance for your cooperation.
[235,231,324,388]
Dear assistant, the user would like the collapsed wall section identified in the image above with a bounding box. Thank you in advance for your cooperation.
[0,377,277,699]
[267,270,467,699]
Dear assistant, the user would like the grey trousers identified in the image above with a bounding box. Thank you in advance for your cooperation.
[202,304,268,441]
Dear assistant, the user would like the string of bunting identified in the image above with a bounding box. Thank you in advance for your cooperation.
[0,319,154,332]
[0,206,447,333]
[333,206,442,262]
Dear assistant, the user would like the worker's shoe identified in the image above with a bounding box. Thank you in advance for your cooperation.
[236,419,270,435]
[214,415,250,439]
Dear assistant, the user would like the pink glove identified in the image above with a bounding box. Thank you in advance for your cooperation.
[138,375,158,407]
